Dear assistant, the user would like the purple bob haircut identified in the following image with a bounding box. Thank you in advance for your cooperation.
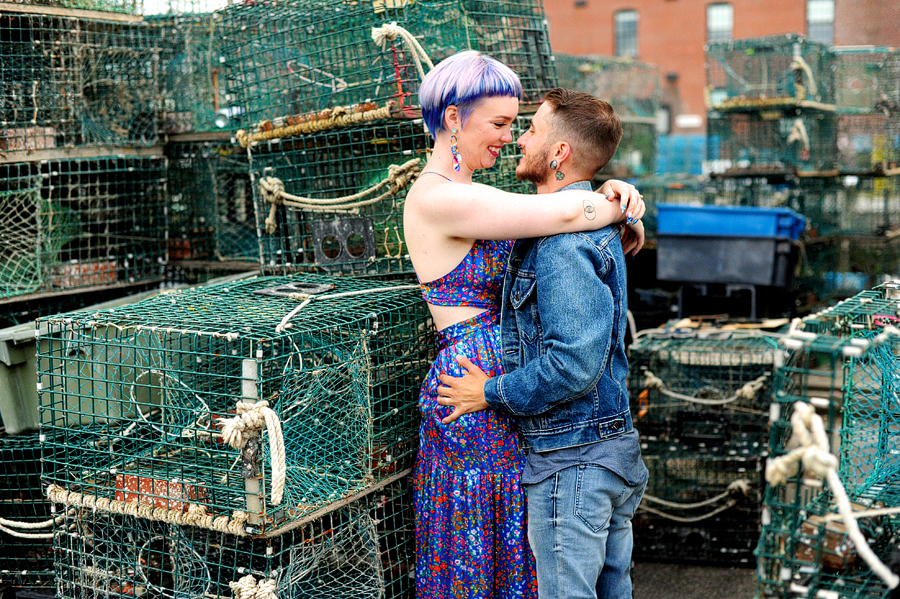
[418,50,523,137]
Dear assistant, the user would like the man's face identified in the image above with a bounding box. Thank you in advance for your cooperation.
[515,102,554,185]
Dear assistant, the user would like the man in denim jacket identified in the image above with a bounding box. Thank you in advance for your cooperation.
[437,88,649,599]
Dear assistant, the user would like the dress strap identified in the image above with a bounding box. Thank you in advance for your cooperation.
[420,171,454,182]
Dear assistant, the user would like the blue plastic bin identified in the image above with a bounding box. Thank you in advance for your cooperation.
[656,204,806,240]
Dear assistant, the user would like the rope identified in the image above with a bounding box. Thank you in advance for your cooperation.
[275,284,419,333]
[765,401,899,590]
[0,507,75,538]
[637,479,751,523]
[258,158,422,233]
[641,371,770,406]
[371,22,434,81]
[219,400,286,506]
[235,102,395,148]
[45,485,249,536]
[229,575,278,599]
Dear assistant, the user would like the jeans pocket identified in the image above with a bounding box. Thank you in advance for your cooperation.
[573,465,625,534]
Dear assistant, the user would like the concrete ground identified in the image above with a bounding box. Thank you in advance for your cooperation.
[633,561,758,599]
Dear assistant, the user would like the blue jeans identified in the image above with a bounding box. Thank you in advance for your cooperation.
[525,465,645,599]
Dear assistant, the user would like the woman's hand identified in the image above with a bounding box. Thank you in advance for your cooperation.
[598,180,644,225]
[621,219,645,257]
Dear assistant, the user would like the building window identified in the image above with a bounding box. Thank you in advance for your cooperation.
[707,3,733,42]
[807,0,834,45]
[614,10,638,58]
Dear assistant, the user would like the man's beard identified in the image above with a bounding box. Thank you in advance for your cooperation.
[516,143,552,185]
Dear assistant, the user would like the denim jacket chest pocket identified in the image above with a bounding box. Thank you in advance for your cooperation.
[509,275,541,348]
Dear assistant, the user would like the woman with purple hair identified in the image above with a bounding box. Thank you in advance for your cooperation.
[405,50,644,599]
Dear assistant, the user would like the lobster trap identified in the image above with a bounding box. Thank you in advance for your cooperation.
[165,141,256,262]
[756,286,900,599]
[837,113,900,173]
[38,273,433,536]
[834,47,900,117]
[0,432,55,589]
[220,0,557,134]
[0,0,142,14]
[0,156,167,301]
[705,34,835,110]
[0,11,162,153]
[249,114,531,276]
[707,106,838,174]
[53,473,414,599]
[628,330,782,448]
[555,54,660,119]
[634,440,764,565]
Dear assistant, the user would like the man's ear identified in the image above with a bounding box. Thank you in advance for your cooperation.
[444,105,461,132]
[552,141,572,167]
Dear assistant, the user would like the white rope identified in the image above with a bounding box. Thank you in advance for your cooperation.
[766,401,900,590]
[229,575,278,599]
[371,22,434,81]
[637,499,738,523]
[275,284,419,333]
[642,479,752,510]
[641,371,769,406]
[46,485,249,536]
[219,400,286,506]
[258,158,422,233]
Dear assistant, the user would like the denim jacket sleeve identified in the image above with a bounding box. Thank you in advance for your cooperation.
[484,232,616,416]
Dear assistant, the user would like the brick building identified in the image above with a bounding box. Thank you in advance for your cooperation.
[542,0,900,134]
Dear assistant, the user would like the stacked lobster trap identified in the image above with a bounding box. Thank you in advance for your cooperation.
[218,0,554,276]
[756,281,900,598]
[628,329,782,563]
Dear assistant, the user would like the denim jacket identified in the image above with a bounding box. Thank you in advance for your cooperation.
[483,195,632,452]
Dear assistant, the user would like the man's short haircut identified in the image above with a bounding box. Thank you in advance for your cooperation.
[419,50,523,137]
[541,88,623,176]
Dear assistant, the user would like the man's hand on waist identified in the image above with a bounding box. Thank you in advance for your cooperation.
[437,355,491,424]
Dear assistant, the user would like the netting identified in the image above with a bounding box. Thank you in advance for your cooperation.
[628,330,781,448]
[0,432,55,588]
[555,54,660,119]
[53,473,414,599]
[0,12,162,152]
[838,113,900,174]
[756,284,900,599]
[0,156,167,301]
[634,440,763,565]
[38,274,433,536]
[219,0,557,134]
[707,107,838,174]
[705,34,835,110]
[152,12,228,134]
[249,114,532,276]
[166,141,256,262]
[0,0,142,14]
[834,47,900,117]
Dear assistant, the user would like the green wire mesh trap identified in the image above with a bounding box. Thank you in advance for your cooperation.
[166,141,256,262]
[706,107,838,174]
[220,0,557,134]
[0,156,167,301]
[38,274,433,536]
[53,474,414,599]
[249,114,532,276]
[834,47,900,117]
[0,12,162,152]
[634,440,764,565]
[151,12,229,135]
[756,285,900,599]
[0,432,55,588]
[705,34,835,110]
[628,330,781,448]
[0,0,142,14]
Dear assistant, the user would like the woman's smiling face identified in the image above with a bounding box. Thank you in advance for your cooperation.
[456,95,519,171]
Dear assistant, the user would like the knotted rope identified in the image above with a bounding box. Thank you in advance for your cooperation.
[641,371,769,406]
[371,22,434,81]
[766,401,899,590]
[235,102,394,147]
[638,479,752,523]
[258,158,422,233]
[219,400,286,506]
[229,575,278,599]
[45,485,249,536]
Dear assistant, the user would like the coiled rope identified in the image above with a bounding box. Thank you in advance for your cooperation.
[766,401,899,590]
[219,399,286,506]
[230,575,278,599]
[371,22,434,81]
[641,371,770,406]
[258,157,422,232]
[638,479,752,523]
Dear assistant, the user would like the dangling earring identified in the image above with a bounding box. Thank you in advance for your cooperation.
[450,127,461,172]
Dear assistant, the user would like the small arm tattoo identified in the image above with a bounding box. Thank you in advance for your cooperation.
[583,199,596,220]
